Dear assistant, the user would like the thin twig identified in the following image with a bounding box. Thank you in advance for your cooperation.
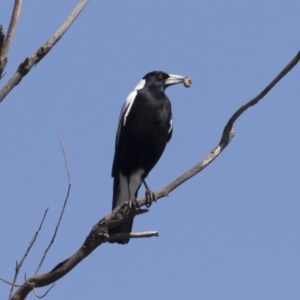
[10,50,300,300]
[220,50,300,144]
[58,134,71,183]
[9,208,49,299]
[104,231,159,242]
[0,0,22,77]
[34,135,71,275]
[0,277,29,288]
[32,284,55,299]
[1,0,22,58]
[0,0,89,103]
[0,25,5,78]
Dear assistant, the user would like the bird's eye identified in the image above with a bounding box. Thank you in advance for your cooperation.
[157,73,163,80]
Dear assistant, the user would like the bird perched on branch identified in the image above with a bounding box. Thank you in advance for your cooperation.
[109,71,192,244]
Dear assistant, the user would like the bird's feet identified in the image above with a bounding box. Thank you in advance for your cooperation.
[145,188,156,208]
[128,195,140,209]
[142,179,156,207]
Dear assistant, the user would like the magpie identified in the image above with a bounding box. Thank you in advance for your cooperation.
[109,71,191,244]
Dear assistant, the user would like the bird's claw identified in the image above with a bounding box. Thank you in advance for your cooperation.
[129,196,140,209]
[145,189,156,208]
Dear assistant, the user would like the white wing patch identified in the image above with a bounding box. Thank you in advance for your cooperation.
[116,79,146,144]
[123,91,136,126]
[134,79,146,91]
[168,117,173,134]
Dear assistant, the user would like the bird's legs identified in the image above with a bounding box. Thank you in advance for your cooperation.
[127,177,140,208]
[143,179,156,208]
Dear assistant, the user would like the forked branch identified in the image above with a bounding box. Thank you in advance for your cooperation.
[0,0,22,78]
[0,0,89,103]
[9,208,49,299]
[34,135,72,276]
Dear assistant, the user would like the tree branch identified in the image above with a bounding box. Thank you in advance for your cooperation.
[0,277,28,289]
[220,50,300,145]
[11,202,139,300]
[9,208,49,299]
[0,0,22,78]
[1,0,22,58]
[105,231,159,242]
[0,0,89,103]
[31,284,55,299]
[34,135,72,275]
[0,26,6,78]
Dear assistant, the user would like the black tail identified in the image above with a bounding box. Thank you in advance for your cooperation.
[108,175,133,244]
[108,218,133,244]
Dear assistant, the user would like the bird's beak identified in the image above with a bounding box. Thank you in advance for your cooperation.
[165,74,186,87]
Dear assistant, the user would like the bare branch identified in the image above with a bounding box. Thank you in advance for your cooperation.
[0,277,29,288]
[221,50,300,145]
[32,284,55,299]
[10,202,138,300]
[0,134,72,299]
[0,0,89,103]
[9,208,49,299]
[0,26,6,78]
[0,0,22,77]
[105,231,159,242]
[1,0,22,58]
[34,135,72,275]
[58,134,71,183]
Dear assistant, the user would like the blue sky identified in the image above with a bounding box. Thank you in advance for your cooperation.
[1,1,300,299]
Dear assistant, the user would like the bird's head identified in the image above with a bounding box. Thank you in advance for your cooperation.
[141,71,188,91]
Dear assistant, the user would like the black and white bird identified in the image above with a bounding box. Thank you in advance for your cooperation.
[109,71,191,244]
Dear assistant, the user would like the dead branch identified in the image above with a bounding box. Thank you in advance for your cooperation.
[32,284,55,299]
[0,277,28,289]
[0,0,89,103]
[10,202,138,300]
[9,208,49,299]
[34,135,72,275]
[105,231,159,242]
[1,0,22,58]
[0,26,6,78]
[0,0,22,78]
